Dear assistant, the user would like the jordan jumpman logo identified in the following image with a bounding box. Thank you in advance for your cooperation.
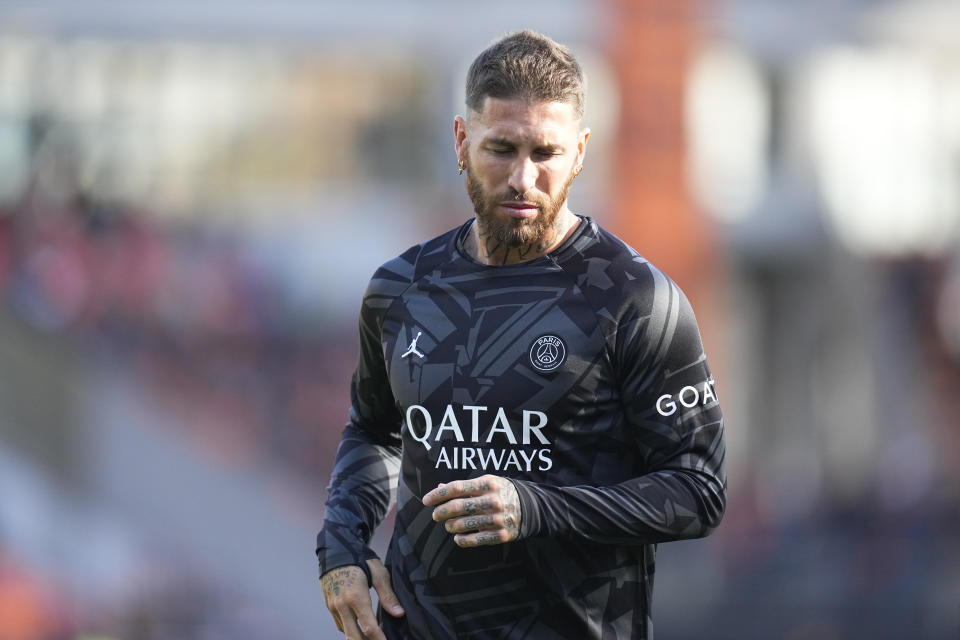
[401,331,425,359]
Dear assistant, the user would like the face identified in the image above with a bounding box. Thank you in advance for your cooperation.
[455,97,589,248]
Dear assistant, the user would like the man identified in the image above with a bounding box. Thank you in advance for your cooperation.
[317,30,726,640]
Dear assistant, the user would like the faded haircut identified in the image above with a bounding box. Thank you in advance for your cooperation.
[465,30,585,118]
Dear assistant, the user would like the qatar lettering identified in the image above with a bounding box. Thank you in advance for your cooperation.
[404,404,553,472]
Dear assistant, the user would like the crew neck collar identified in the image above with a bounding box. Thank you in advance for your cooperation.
[454,215,590,268]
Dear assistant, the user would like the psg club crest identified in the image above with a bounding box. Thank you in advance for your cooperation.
[529,334,566,373]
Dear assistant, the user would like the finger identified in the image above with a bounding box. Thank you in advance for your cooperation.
[355,608,386,640]
[422,480,462,505]
[368,560,405,618]
[431,495,499,522]
[422,477,493,505]
[453,529,510,548]
[337,608,364,640]
[324,594,344,631]
[324,588,344,631]
[337,599,384,640]
[328,574,379,640]
[443,513,500,534]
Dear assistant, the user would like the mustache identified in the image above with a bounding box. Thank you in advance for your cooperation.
[498,189,547,207]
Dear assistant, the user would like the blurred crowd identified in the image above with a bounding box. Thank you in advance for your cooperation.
[1,189,352,483]
[0,189,353,637]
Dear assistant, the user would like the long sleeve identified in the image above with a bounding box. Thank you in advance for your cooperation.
[513,270,726,544]
[316,275,404,578]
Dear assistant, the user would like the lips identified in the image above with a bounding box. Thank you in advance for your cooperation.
[500,202,540,219]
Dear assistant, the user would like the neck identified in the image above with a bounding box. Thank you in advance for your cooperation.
[467,209,580,266]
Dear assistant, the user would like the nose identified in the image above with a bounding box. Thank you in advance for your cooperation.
[507,157,537,198]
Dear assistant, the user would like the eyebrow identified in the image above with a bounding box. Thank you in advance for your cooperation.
[484,137,563,153]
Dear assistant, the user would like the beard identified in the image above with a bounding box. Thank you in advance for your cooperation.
[466,164,576,249]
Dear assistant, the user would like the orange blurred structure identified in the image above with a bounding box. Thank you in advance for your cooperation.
[0,550,71,640]
[607,0,715,295]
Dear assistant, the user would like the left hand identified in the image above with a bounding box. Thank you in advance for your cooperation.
[422,474,522,547]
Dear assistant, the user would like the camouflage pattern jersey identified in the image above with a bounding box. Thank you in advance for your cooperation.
[316,216,727,639]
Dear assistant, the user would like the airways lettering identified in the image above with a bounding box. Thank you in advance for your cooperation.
[434,446,553,472]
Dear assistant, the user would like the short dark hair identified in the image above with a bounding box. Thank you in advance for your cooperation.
[465,30,585,118]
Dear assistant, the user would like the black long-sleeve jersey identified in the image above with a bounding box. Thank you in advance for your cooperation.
[317,217,726,640]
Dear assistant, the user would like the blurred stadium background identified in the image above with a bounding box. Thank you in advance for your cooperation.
[0,1,958,638]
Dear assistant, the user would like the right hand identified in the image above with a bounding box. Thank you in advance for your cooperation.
[321,559,405,640]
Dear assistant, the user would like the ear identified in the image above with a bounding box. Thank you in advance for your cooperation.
[454,115,468,165]
[576,127,591,167]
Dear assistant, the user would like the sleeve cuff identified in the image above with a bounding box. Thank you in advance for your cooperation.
[510,479,543,539]
[316,528,380,587]
[317,547,380,587]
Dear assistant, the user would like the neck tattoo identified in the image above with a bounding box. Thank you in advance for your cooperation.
[468,216,571,266]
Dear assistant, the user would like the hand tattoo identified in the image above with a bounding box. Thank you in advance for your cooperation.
[321,566,358,600]
[499,481,521,539]
[425,475,522,547]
